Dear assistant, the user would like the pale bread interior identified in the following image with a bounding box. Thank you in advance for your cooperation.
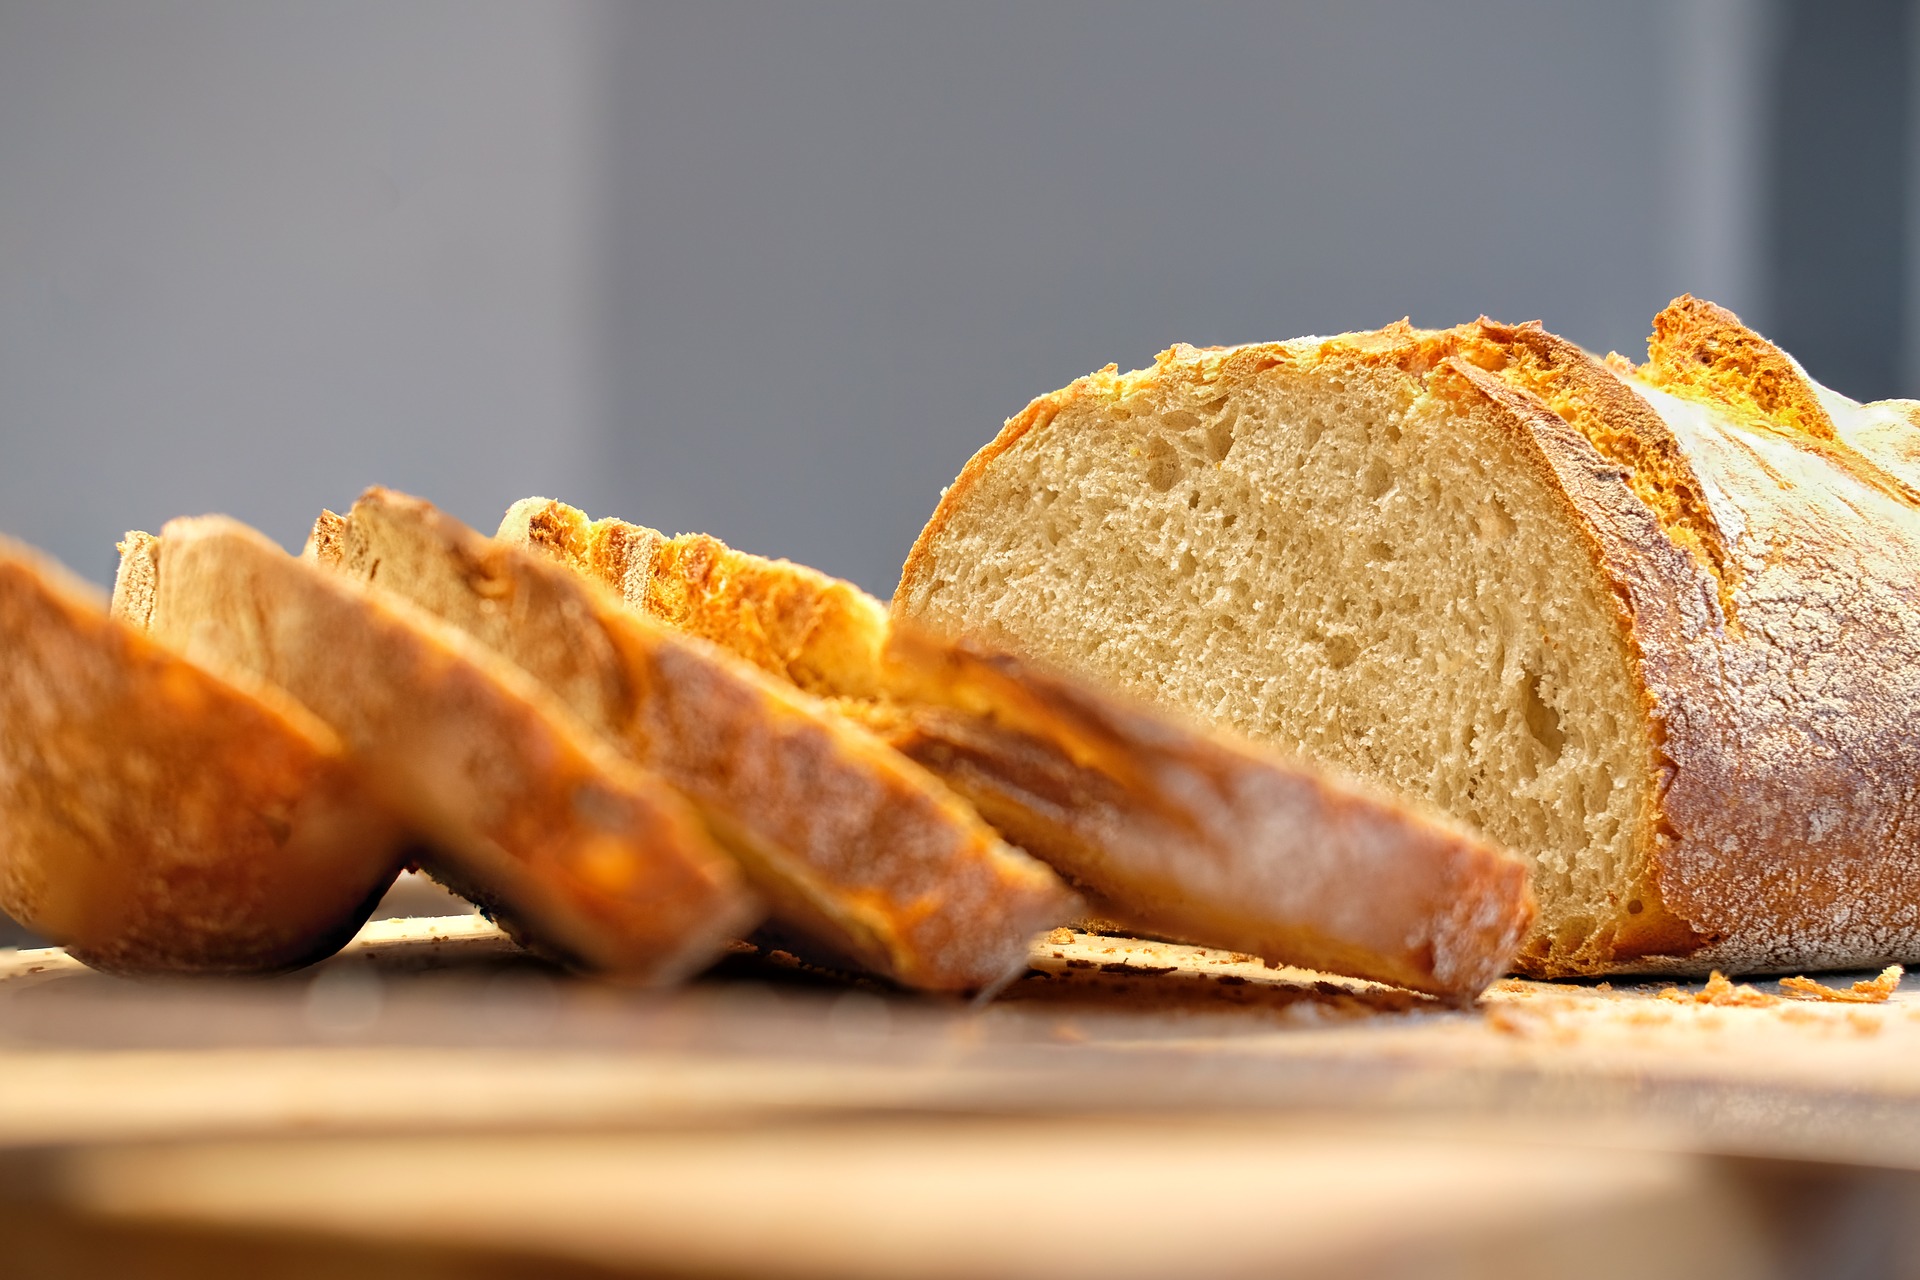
[902,355,1657,969]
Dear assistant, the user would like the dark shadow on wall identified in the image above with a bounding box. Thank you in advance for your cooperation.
[1767,0,1914,401]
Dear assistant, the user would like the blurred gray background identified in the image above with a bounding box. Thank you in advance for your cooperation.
[0,1,1914,941]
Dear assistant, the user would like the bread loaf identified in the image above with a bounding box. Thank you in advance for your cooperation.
[896,297,1920,977]
[315,488,1074,994]
[0,536,407,974]
[499,498,1535,1000]
[115,517,754,981]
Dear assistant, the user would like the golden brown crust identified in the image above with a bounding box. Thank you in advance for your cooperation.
[1642,295,1839,440]
[1434,320,1742,627]
[502,498,891,700]
[1639,296,1920,508]
[0,537,410,974]
[510,500,1533,999]
[899,299,1920,977]
[123,517,754,983]
[348,489,1072,993]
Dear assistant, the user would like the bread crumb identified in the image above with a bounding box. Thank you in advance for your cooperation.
[1779,964,1902,1004]
[1485,1007,1529,1036]
[1046,927,1075,945]
[1658,970,1778,1007]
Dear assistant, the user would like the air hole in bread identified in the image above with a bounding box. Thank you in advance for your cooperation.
[1144,437,1179,493]
[1205,413,1238,463]
[1521,669,1566,763]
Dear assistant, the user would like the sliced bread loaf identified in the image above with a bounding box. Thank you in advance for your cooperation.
[498,498,1534,1000]
[313,488,1073,994]
[115,517,754,982]
[0,536,407,974]
[897,297,1920,977]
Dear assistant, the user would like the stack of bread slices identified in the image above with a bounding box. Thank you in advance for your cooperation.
[5,296,1910,998]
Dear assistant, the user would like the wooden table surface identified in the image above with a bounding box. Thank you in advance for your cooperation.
[6,896,1920,1279]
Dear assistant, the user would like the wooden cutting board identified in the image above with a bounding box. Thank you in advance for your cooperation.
[4,915,1919,1279]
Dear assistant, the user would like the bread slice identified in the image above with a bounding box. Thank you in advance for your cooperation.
[312,488,1073,994]
[897,297,1920,978]
[498,498,1534,1000]
[0,536,408,974]
[114,517,754,982]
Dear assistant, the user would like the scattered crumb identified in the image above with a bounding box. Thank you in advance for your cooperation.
[1227,953,1256,964]
[1779,965,1902,1004]
[1485,1007,1529,1037]
[1046,927,1075,946]
[1659,970,1779,1007]
[1593,982,1613,993]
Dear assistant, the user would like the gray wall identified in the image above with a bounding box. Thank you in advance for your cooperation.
[0,0,1807,597]
[593,1,1719,591]
[0,0,606,584]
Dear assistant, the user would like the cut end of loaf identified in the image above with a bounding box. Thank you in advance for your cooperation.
[898,333,1670,976]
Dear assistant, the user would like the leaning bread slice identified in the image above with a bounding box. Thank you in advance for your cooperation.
[0,536,408,974]
[499,498,1534,1000]
[897,298,1920,978]
[312,489,1073,994]
[115,517,753,982]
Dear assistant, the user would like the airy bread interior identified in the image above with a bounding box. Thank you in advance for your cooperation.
[901,351,1657,972]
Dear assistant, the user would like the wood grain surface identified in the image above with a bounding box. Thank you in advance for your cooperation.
[5,911,1920,1278]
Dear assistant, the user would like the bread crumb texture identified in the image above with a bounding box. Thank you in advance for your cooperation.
[898,298,1920,978]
